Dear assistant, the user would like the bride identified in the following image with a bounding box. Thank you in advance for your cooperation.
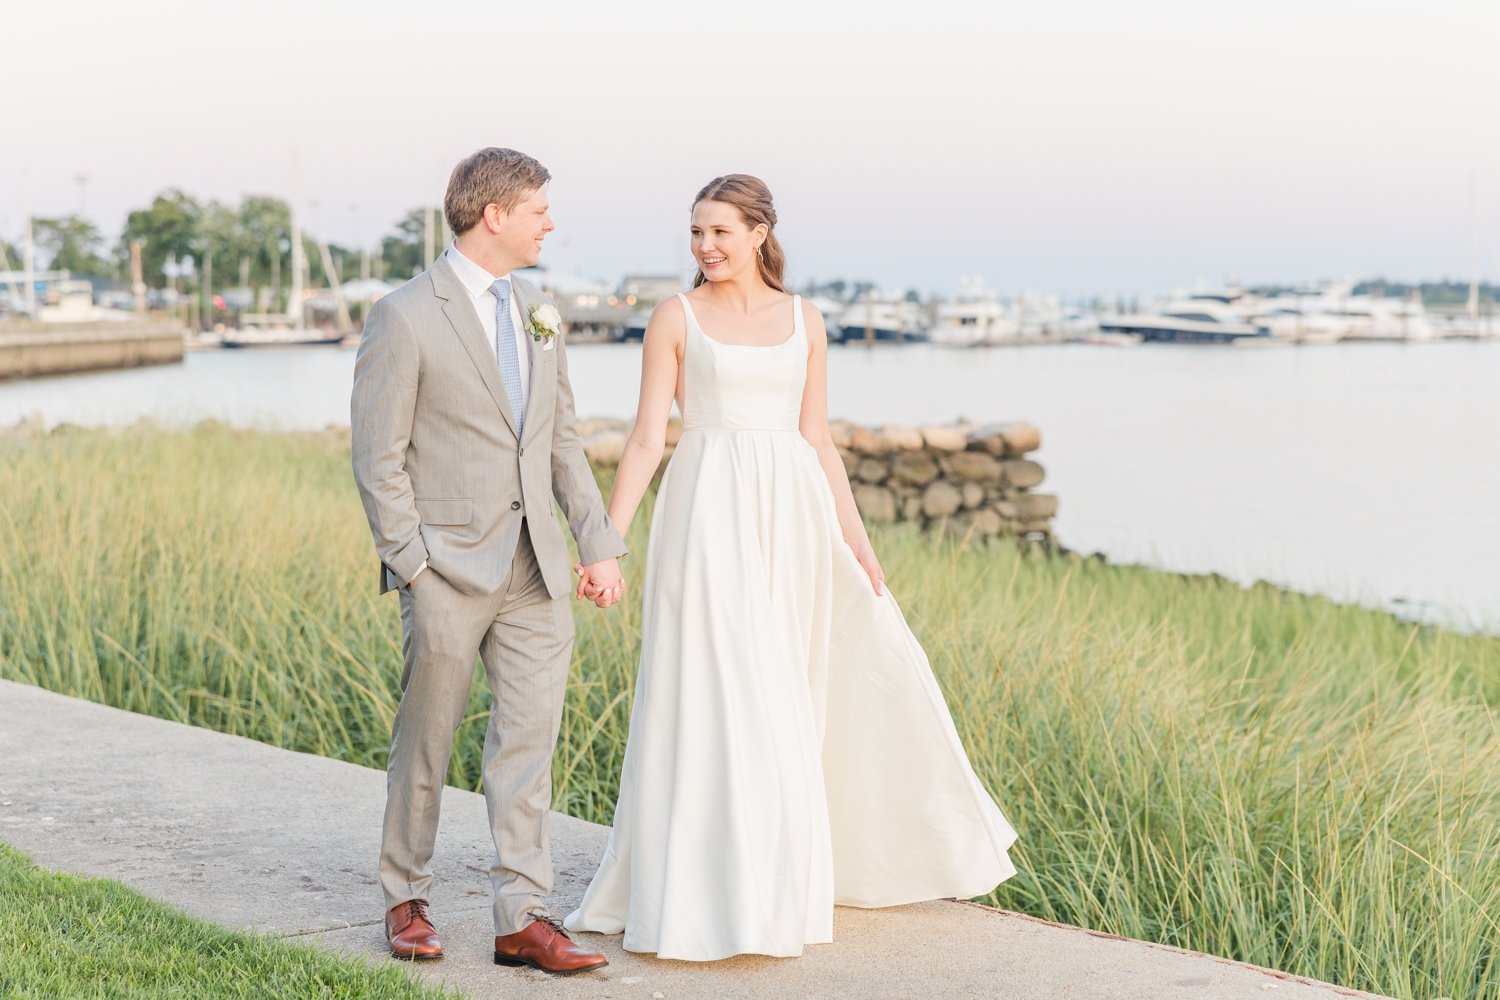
[565,174,1018,961]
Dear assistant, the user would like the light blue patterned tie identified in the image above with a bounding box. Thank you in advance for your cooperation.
[490,277,524,436]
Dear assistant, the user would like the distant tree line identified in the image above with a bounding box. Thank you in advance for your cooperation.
[1351,279,1497,306]
[3,191,442,306]
[1249,280,1496,306]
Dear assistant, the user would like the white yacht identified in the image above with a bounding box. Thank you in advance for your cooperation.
[1253,281,1436,342]
[36,280,131,324]
[837,295,929,344]
[1098,298,1271,344]
[930,297,1019,346]
[220,318,345,348]
[929,278,1093,346]
[1321,297,1437,342]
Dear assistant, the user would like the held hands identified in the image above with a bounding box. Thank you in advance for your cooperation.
[574,557,625,609]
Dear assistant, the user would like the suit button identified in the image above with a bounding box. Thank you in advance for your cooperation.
[518,447,525,457]
[511,500,522,510]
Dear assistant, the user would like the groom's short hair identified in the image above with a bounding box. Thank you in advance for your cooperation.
[444,148,551,234]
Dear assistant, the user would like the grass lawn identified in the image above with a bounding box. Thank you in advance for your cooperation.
[0,842,456,1000]
[1,423,1497,999]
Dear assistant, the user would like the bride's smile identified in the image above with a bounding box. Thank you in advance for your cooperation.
[691,199,762,282]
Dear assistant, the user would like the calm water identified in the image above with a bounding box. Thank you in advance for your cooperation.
[4,340,1497,631]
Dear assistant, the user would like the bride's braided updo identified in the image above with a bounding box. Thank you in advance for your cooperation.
[691,174,787,292]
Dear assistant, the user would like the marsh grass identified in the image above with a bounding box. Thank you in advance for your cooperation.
[2,425,1496,999]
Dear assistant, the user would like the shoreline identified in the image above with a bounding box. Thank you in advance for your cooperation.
[1061,544,1493,637]
[1034,506,1495,637]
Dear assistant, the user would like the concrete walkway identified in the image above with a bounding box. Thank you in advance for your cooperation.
[0,679,1389,1000]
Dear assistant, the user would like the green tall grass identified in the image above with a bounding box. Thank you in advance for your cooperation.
[2,424,1496,999]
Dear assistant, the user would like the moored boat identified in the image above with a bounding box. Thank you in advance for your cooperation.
[1098,300,1271,344]
[220,322,346,348]
[837,297,929,344]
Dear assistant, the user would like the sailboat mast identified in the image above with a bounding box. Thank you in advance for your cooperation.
[1468,172,1480,328]
[22,172,36,318]
[289,155,305,325]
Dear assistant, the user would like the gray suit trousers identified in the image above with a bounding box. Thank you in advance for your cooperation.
[377,523,574,935]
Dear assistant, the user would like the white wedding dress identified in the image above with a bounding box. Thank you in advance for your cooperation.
[564,293,1018,961]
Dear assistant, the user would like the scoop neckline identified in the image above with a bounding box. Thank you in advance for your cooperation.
[679,293,802,349]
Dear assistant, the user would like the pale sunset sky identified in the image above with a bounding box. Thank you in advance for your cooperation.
[3,0,1496,296]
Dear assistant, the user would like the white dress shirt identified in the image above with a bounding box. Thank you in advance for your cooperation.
[444,241,530,415]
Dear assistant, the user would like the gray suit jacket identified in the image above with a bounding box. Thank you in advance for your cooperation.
[350,255,626,599]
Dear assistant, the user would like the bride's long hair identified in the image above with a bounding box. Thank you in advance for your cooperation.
[690,174,787,293]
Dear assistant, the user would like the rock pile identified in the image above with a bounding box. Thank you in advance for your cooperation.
[577,418,1056,543]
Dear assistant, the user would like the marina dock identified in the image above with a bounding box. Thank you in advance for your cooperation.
[0,322,186,380]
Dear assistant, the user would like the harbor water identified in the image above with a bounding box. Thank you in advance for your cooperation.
[3,339,1496,631]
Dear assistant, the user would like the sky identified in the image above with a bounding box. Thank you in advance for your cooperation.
[3,0,1497,297]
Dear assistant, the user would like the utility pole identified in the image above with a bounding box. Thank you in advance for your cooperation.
[130,239,145,315]
[352,202,370,281]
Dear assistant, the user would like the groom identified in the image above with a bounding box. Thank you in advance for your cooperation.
[351,147,626,974]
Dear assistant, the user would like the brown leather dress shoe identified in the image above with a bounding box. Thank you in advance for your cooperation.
[386,898,442,960]
[494,915,607,975]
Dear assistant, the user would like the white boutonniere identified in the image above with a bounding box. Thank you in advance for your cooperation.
[527,303,563,344]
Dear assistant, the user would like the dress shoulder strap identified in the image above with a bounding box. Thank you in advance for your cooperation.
[675,292,702,336]
[792,294,804,336]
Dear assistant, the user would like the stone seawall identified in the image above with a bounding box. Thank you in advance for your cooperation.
[0,323,187,380]
[577,418,1056,543]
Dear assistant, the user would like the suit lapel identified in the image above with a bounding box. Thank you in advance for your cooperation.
[429,256,521,440]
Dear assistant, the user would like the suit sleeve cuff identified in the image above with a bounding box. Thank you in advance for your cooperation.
[576,531,628,567]
[386,539,430,587]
